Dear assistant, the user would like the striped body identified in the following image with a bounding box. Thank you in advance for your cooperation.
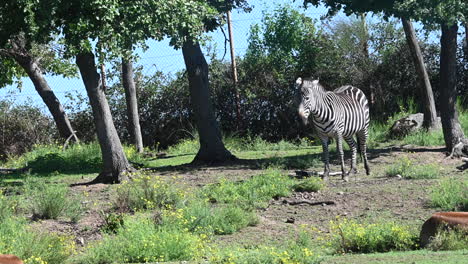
[297,78,370,181]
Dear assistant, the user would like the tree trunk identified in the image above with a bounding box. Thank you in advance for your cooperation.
[13,54,79,142]
[440,23,465,151]
[401,17,439,130]
[76,52,132,183]
[122,57,144,153]
[181,41,236,164]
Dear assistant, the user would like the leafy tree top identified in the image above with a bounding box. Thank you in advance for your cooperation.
[302,0,467,26]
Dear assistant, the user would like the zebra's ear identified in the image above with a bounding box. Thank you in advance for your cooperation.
[312,79,319,85]
[295,77,302,86]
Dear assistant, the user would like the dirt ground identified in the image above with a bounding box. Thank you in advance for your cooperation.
[31,145,468,250]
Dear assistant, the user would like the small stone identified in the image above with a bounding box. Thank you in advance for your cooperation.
[396,174,402,179]
[338,192,344,195]
[77,237,85,246]
[286,217,295,224]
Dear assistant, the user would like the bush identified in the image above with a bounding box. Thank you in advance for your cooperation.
[328,218,418,253]
[293,177,324,192]
[202,168,294,209]
[114,173,186,212]
[429,178,468,211]
[0,217,75,264]
[25,180,83,221]
[385,156,439,179]
[0,100,56,161]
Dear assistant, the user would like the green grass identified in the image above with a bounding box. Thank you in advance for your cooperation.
[2,142,147,174]
[429,178,468,211]
[293,177,324,192]
[24,179,83,221]
[385,156,439,179]
[208,228,321,264]
[0,217,75,264]
[202,168,295,209]
[325,249,468,264]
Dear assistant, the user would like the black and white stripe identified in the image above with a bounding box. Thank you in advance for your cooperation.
[297,78,370,181]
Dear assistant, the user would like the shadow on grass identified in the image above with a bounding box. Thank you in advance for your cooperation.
[147,146,449,174]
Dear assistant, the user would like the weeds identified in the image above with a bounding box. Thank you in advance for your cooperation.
[429,178,468,211]
[202,168,294,209]
[427,228,468,251]
[0,217,75,264]
[327,218,418,253]
[385,156,439,179]
[73,214,207,264]
[114,173,186,212]
[25,179,83,221]
[293,177,324,192]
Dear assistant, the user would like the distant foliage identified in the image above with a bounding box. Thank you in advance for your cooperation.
[0,100,57,160]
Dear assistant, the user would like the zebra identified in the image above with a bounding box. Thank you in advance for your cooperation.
[297,77,370,181]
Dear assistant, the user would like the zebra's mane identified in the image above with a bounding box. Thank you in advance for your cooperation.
[302,79,328,92]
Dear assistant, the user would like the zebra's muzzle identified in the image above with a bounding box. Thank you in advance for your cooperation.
[298,105,309,125]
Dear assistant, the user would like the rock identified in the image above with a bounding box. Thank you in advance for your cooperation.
[77,237,85,246]
[389,113,441,138]
[396,174,402,179]
[286,217,295,224]
[337,191,344,195]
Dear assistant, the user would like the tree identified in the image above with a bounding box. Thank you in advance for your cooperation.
[401,17,439,130]
[303,0,467,151]
[0,0,79,142]
[178,0,250,164]
[182,41,236,163]
[122,56,144,153]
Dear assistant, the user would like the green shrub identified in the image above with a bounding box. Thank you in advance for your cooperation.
[0,217,75,264]
[293,177,324,192]
[100,212,125,234]
[202,168,294,209]
[427,228,468,251]
[114,173,186,212]
[328,218,418,253]
[73,215,207,264]
[0,193,15,221]
[430,178,468,211]
[25,180,83,220]
[385,156,439,179]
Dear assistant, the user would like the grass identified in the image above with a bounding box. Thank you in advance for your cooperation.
[24,179,84,221]
[429,178,468,211]
[1,142,147,174]
[325,249,468,264]
[114,173,187,212]
[293,177,325,192]
[202,168,295,209]
[0,216,75,264]
[385,156,439,179]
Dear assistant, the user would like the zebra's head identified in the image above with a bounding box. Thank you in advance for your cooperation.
[297,77,320,125]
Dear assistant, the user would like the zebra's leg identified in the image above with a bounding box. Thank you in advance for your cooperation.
[321,137,330,181]
[344,136,358,176]
[336,134,347,181]
[357,130,371,175]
